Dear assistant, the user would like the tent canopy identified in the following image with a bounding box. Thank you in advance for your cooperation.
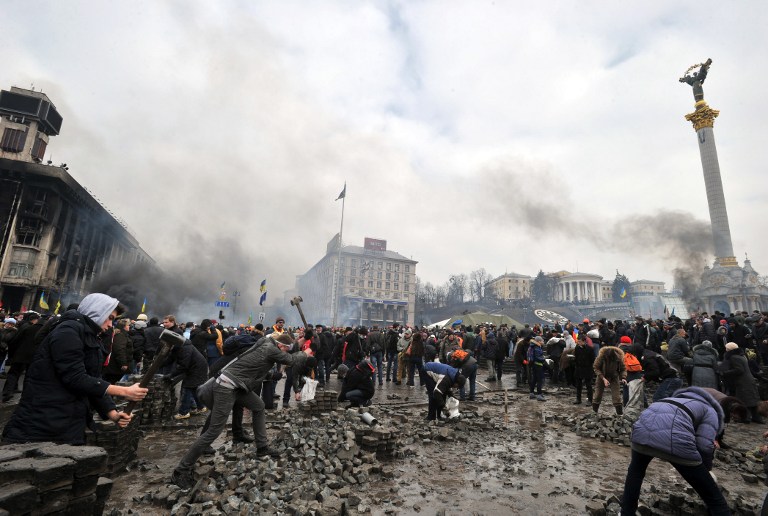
[439,311,523,329]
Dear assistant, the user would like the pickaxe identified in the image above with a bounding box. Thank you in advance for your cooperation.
[291,296,309,328]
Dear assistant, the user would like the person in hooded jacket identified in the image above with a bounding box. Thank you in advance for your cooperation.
[691,340,720,389]
[450,349,477,402]
[720,342,763,423]
[190,319,218,366]
[103,318,133,384]
[620,386,729,516]
[1,294,147,444]
[338,359,376,407]
[592,345,627,415]
[641,350,682,402]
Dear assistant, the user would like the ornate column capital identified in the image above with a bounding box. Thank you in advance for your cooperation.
[685,100,719,131]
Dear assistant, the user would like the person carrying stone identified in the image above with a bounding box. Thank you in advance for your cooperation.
[423,360,466,421]
[592,344,626,415]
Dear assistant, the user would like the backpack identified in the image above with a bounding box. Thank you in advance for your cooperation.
[624,351,642,372]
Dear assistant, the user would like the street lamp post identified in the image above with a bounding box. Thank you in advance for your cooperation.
[232,290,241,322]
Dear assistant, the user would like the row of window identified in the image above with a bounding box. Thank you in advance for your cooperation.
[347,290,404,300]
[345,258,410,273]
[349,270,407,282]
[347,278,410,291]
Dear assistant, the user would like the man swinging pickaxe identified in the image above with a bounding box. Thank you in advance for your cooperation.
[291,296,309,328]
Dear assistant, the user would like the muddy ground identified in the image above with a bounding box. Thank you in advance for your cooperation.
[104,377,768,515]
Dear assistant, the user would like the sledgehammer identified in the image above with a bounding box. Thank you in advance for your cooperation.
[123,329,184,415]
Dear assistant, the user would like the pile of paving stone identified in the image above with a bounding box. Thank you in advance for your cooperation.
[86,411,142,476]
[125,404,506,515]
[125,375,178,428]
[298,389,339,416]
[554,411,634,446]
[0,442,113,515]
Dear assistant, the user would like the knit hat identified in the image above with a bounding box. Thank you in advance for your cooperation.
[619,336,632,344]
[725,342,739,352]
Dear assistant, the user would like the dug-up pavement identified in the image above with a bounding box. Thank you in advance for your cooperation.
[105,379,768,516]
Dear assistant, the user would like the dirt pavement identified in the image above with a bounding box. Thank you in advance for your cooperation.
[105,377,768,515]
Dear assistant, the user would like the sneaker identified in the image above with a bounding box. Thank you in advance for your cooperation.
[256,446,280,458]
[529,393,536,399]
[282,402,290,409]
[174,413,190,420]
[191,407,208,415]
[537,395,546,402]
[171,469,195,489]
[362,399,372,407]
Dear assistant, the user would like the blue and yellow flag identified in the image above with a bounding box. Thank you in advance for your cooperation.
[259,292,267,306]
[260,279,267,293]
[620,287,627,299]
[247,312,253,325]
[39,291,49,310]
[141,297,147,313]
[54,300,61,315]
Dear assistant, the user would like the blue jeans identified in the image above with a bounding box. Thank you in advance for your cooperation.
[344,389,369,406]
[652,377,683,402]
[370,352,383,384]
[282,368,294,404]
[621,449,729,515]
[179,386,202,414]
[386,351,398,380]
[316,358,327,385]
[459,362,478,400]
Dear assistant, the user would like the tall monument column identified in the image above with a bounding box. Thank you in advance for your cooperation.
[681,59,737,267]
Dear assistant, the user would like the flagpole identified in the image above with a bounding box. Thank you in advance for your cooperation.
[332,190,346,328]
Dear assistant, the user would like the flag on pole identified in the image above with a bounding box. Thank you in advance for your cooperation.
[259,292,267,306]
[39,291,49,310]
[54,300,61,315]
[664,305,670,318]
[260,279,267,292]
[671,307,676,317]
[220,281,226,289]
[247,312,253,325]
[620,287,627,299]
[335,182,346,201]
[141,297,147,313]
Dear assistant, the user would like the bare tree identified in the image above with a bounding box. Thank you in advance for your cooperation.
[469,268,493,302]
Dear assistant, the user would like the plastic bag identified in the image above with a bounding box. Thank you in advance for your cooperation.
[444,396,460,419]
[300,377,319,401]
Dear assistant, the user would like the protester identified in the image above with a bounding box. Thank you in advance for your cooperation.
[620,386,729,515]
[338,359,376,407]
[592,344,627,415]
[2,294,147,445]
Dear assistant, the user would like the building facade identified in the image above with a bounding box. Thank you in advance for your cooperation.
[487,272,532,301]
[553,271,604,302]
[296,236,417,327]
[0,86,152,313]
[630,280,666,297]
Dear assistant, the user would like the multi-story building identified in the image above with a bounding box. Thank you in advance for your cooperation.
[487,272,532,301]
[630,280,666,297]
[296,236,417,327]
[0,86,152,312]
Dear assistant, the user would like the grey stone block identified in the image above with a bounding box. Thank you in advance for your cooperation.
[0,483,38,514]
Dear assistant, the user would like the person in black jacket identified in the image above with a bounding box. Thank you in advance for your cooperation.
[367,325,385,386]
[385,324,400,382]
[142,317,164,373]
[2,312,43,402]
[2,294,147,444]
[341,327,365,370]
[167,338,209,419]
[314,324,332,386]
[339,359,376,407]
[190,319,218,363]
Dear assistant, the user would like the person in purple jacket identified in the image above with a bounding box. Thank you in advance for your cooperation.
[423,360,465,421]
[620,386,729,515]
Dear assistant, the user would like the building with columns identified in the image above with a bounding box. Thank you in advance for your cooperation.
[552,271,604,303]
[0,86,152,312]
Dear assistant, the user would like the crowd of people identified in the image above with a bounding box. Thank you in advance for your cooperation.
[3,299,768,510]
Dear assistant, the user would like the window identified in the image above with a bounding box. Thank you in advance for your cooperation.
[1,128,27,152]
[368,281,373,288]
[376,281,382,289]
[385,282,390,290]
[349,278,355,286]
[386,262,391,271]
[405,284,409,292]
[358,280,364,287]
[394,283,399,290]
[368,271,373,279]
[31,137,47,161]
[393,293,399,299]
[405,265,410,272]
[395,264,400,272]
[351,259,357,267]
[377,261,383,270]
[8,247,37,278]
[394,273,399,281]
[386,272,391,280]
[376,271,382,279]
[351,269,356,277]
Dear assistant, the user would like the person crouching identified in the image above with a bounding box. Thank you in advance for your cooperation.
[338,359,376,407]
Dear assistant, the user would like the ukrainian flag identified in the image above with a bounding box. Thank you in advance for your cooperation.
[620,287,627,299]
[259,292,267,306]
[260,279,267,292]
[39,291,49,310]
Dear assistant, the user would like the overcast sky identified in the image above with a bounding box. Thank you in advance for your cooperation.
[3,1,767,309]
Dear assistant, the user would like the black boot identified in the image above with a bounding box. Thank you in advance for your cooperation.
[614,404,623,416]
[592,403,600,413]
[573,398,582,405]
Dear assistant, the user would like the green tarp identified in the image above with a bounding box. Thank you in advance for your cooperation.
[439,311,523,329]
